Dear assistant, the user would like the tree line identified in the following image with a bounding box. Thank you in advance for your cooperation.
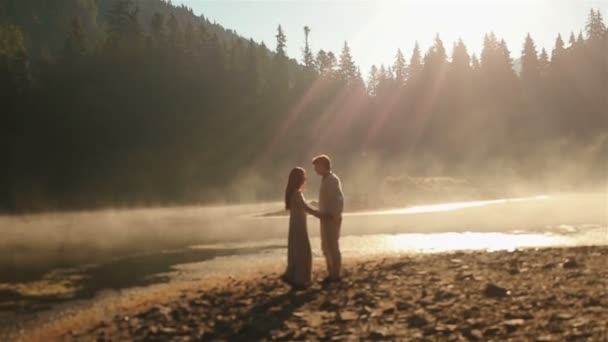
[0,0,606,212]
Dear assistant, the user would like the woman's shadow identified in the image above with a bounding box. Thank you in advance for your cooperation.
[210,286,323,340]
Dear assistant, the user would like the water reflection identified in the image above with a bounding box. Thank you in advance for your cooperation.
[348,232,563,254]
[350,195,550,216]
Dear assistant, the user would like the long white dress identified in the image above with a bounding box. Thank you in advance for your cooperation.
[284,191,312,288]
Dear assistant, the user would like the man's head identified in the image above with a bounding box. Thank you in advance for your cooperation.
[312,154,331,176]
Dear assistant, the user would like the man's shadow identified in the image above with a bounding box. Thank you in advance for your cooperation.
[211,286,323,340]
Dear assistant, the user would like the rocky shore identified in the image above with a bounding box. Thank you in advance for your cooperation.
[27,246,608,341]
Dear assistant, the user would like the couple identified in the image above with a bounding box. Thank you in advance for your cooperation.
[281,154,344,289]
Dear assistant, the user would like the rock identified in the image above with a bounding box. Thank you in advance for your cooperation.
[159,326,178,334]
[483,326,501,337]
[305,313,323,327]
[503,318,525,332]
[462,328,484,340]
[320,300,340,311]
[128,318,140,328]
[455,271,474,281]
[435,323,458,332]
[505,312,534,320]
[542,263,557,270]
[583,298,601,307]
[434,289,457,301]
[189,299,205,307]
[550,313,573,321]
[407,314,428,328]
[570,331,592,339]
[137,306,172,321]
[340,311,358,321]
[570,317,590,328]
[562,259,580,269]
[382,307,395,315]
[368,330,387,340]
[503,318,525,326]
[395,301,410,310]
[483,283,510,298]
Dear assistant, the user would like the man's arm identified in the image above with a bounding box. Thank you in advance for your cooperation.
[321,176,343,219]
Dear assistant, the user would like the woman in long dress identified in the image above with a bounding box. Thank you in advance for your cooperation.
[281,167,315,289]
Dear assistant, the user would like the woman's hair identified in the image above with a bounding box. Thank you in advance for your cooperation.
[285,167,306,210]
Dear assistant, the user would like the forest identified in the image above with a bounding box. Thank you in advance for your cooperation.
[1,0,606,212]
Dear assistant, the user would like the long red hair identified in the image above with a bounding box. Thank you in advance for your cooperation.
[285,167,306,210]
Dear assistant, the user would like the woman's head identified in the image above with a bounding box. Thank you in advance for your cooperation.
[285,167,306,210]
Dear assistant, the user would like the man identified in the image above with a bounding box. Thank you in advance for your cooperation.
[312,154,344,283]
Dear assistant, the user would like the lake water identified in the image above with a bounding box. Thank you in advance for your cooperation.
[0,192,606,330]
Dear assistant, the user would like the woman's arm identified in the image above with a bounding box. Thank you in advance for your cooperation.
[300,192,327,218]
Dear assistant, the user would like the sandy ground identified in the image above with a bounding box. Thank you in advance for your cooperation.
[16,245,608,341]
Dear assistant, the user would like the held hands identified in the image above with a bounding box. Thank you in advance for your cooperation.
[306,206,332,220]
[303,198,333,219]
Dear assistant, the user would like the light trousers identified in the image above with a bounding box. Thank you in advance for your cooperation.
[320,216,342,279]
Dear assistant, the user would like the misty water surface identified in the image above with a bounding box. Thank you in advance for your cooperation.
[0,193,605,323]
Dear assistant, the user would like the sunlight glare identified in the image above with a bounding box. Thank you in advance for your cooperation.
[350,195,551,217]
[383,231,563,253]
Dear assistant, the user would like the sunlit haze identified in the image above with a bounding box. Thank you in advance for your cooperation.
[1,0,607,339]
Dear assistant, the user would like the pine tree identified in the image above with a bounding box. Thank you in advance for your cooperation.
[421,34,448,98]
[244,38,259,100]
[479,33,518,117]
[275,24,287,58]
[353,66,366,91]
[376,64,388,96]
[168,13,179,37]
[150,12,166,44]
[316,50,329,75]
[367,64,378,96]
[538,48,549,77]
[424,34,447,68]
[270,25,289,100]
[302,26,315,71]
[448,38,473,103]
[568,32,576,48]
[471,53,480,71]
[316,50,337,78]
[207,33,224,79]
[551,34,565,61]
[407,41,422,82]
[393,48,407,86]
[386,66,395,81]
[451,39,471,73]
[0,24,29,93]
[586,9,607,41]
[521,33,540,87]
[499,39,515,72]
[480,33,498,72]
[106,0,141,49]
[63,17,87,61]
[576,31,585,46]
[338,41,357,83]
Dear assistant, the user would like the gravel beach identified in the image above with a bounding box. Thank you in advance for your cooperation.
[21,245,607,341]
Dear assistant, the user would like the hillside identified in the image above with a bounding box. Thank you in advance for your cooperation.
[0,2,606,213]
[0,0,253,59]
